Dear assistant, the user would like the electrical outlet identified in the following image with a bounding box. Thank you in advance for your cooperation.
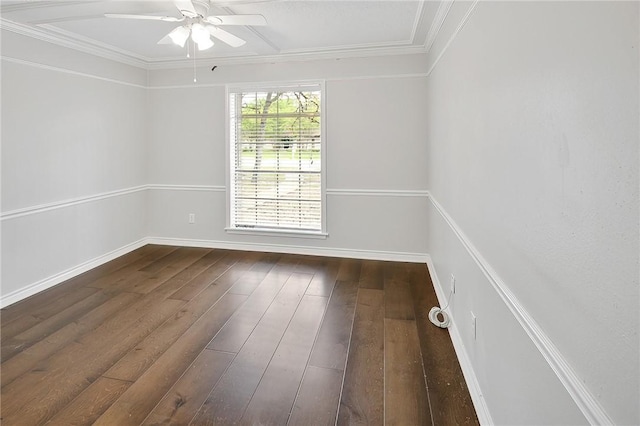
[450,273,456,294]
[188,213,195,224]
[470,311,477,340]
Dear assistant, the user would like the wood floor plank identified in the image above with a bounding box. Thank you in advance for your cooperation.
[305,257,340,297]
[337,258,362,282]
[168,251,240,301]
[0,251,196,423]
[192,273,313,424]
[337,288,384,426]
[46,377,132,425]
[293,254,326,274]
[247,251,283,272]
[384,318,432,426]
[1,291,141,388]
[141,349,234,426]
[0,245,160,326]
[1,286,100,343]
[130,248,226,296]
[0,249,478,426]
[241,294,329,425]
[227,269,272,295]
[206,268,294,353]
[384,279,416,320]
[94,293,247,426]
[123,247,212,294]
[138,247,205,274]
[85,245,177,289]
[1,287,105,362]
[383,261,412,284]
[309,280,358,370]
[288,365,344,426]
[409,266,480,425]
[104,276,243,382]
[208,252,261,287]
[0,298,183,425]
[359,260,384,290]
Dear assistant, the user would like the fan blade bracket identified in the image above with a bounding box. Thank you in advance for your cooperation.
[173,0,199,18]
[206,16,223,25]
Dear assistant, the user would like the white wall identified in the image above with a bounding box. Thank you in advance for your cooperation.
[425,2,639,425]
[6,4,637,424]
[1,36,431,306]
[1,30,149,305]
[146,55,430,259]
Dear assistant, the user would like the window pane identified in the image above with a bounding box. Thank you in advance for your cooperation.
[230,86,322,232]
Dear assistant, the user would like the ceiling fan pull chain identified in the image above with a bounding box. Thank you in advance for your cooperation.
[193,41,197,83]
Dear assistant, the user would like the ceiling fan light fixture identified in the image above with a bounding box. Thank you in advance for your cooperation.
[191,23,209,43]
[197,37,214,51]
[168,26,190,47]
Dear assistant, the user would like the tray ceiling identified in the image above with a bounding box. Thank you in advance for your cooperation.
[0,0,440,68]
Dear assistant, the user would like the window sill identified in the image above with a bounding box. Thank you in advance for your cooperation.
[225,227,328,240]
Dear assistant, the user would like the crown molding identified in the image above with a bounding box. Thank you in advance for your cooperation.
[0,18,148,69]
[426,0,478,77]
[0,1,90,14]
[1,14,429,71]
[145,44,428,70]
[424,0,454,54]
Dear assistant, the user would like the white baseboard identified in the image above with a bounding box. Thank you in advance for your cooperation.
[425,254,494,425]
[1,236,426,309]
[0,238,147,309]
[146,237,429,263]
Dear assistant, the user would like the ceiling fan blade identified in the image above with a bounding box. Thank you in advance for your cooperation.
[206,26,246,47]
[205,14,267,26]
[104,14,182,22]
[173,0,198,18]
[157,34,173,45]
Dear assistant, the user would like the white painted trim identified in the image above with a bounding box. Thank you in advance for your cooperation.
[1,1,87,13]
[426,0,479,78]
[145,45,429,70]
[147,237,428,264]
[147,184,226,192]
[0,18,147,69]
[327,73,429,82]
[426,192,614,425]
[225,228,328,240]
[425,254,494,425]
[148,73,429,90]
[0,238,146,308]
[0,56,146,89]
[280,39,413,55]
[0,185,427,221]
[326,188,429,197]
[424,0,454,54]
[1,185,147,221]
[1,16,428,71]
[409,0,427,47]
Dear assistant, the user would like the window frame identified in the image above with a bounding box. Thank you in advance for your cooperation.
[225,81,327,239]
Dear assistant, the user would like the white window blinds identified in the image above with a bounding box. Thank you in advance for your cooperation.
[229,84,323,233]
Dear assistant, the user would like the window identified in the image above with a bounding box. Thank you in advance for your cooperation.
[227,83,325,236]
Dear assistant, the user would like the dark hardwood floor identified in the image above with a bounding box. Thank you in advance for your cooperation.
[0,245,478,425]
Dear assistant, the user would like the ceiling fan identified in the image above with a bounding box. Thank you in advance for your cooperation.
[105,0,266,51]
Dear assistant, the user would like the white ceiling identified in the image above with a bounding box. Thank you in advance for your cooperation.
[0,0,439,68]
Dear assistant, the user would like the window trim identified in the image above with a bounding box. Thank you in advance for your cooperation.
[224,80,327,238]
